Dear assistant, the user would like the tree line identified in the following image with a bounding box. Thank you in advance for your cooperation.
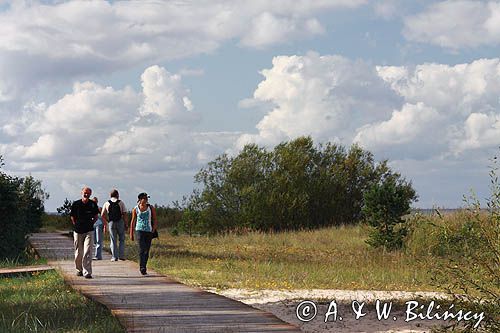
[177,136,417,244]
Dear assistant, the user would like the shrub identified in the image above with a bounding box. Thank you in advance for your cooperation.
[404,209,483,258]
[429,155,500,332]
[363,172,417,250]
[0,163,25,259]
[0,157,49,259]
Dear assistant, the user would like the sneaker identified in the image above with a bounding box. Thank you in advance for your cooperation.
[119,258,126,261]
[140,269,147,275]
[110,258,118,262]
[76,271,83,276]
[84,274,93,279]
[92,257,102,261]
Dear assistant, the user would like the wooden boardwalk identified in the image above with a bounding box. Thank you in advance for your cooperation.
[0,264,53,276]
[28,233,301,333]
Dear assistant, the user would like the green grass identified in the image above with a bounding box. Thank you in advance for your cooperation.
[0,256,46,269]
[40,213,72,232]
[125,224,437,291]
[0,270,124,333]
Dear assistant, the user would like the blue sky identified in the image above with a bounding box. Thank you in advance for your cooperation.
[1,0,500,211]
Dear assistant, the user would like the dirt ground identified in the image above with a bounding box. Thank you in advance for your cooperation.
[206,288,456,333]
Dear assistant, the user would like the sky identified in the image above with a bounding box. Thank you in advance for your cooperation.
[1,0,500,211]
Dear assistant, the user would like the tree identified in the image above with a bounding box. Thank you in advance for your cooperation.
[57,198,73,216]
[0,156,25,259]
[0,157,49,259]
[363,172,417,250]
[179,137,415,234]
[19,175,49,232]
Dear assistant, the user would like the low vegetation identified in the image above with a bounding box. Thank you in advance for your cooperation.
[0,256,46,269]
[40,213,72,232]
[135,224,433,291]
[406,158,500,332]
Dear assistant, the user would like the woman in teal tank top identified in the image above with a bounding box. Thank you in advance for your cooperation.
[129,192,158,275]
[135,204,152,232]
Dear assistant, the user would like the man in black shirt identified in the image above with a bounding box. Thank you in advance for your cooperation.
[70,187,99,279]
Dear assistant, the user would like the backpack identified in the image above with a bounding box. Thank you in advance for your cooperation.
[108,200,122,222]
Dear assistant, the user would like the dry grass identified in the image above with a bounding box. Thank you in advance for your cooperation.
[126,224,435,291]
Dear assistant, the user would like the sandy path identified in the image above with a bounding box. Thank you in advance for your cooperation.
[206,289,453,333]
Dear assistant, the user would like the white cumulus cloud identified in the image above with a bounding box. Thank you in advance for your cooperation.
[240,13,324,48]
[237,52,402,148]
[240,54,500,161]
[239,53,399,146]
[376,58,500,155]
[1,65,232,173]
[403,1,500,49]
[139,65,196,123]
[354,102,442,145]
[454,112,500,152]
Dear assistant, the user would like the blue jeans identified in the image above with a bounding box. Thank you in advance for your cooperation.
[136,231,153,273]
[93,224,103,259]
[108,219,125,260]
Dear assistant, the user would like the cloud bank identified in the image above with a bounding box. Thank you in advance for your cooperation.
[0,0,366,100]
[1,65,235,175]
[240,54,500,161]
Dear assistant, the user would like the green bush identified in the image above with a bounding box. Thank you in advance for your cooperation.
[0,168,25,259]
[404,209,482,258]
[0,156,48,259]
[178,137,414,234]
[427,156,500,332]
[362,172,417,250]
[18,175,49,232]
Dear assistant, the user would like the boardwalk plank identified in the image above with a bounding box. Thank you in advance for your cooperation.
[0,265,54,276]
[28,233,301,333]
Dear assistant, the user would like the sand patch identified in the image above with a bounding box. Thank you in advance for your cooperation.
[206,288,455,332]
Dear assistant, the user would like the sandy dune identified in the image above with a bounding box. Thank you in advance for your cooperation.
[206,288,454,332]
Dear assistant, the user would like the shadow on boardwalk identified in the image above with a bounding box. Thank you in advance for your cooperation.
[28,233,301,333]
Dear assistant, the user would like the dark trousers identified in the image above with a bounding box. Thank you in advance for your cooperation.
[136,231,153,272]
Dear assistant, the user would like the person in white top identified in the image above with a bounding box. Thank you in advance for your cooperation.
[101,189,128,261]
